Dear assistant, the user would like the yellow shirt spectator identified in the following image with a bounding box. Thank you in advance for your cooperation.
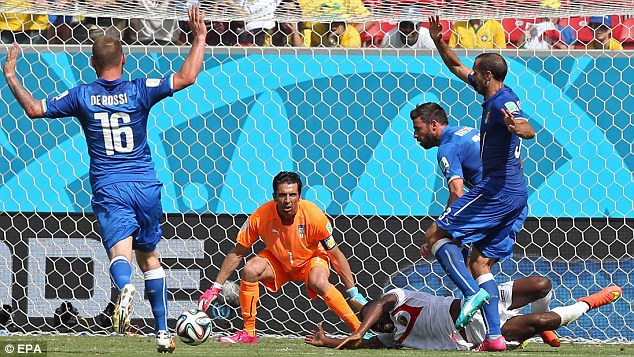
[0,0,48,31]
[298,0,370,47]
[449,19,505,49]
[587,38,623,50]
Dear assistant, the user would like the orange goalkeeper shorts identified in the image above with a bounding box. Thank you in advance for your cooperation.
[257,249,330,299]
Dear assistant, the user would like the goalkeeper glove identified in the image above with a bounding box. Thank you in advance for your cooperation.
[198,281,222,310]
[346,286,368,311]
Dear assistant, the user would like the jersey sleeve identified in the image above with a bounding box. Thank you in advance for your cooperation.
[500,97,527,123]
[136,76,175,109]
[467,72,478,91]
[235,213,260,249]
[42,87,80,119]
[437,143,464,184]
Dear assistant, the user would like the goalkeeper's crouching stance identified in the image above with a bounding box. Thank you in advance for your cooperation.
[305,276,621,351]
[198,171,368,344]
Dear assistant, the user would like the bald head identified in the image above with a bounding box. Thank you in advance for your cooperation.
[92,36,123,74]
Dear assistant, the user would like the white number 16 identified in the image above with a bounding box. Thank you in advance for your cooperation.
[96,112,134,155]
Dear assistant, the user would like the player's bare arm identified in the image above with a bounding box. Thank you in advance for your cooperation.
[336,294,397,350]
[502,109,536,139]
[173,5,208,91]
[3,43,45,119]
[198,243,248,310]
[326,245,355,290]
[305,322,384,349]
[428,15,471,83]
[447,178,465,207]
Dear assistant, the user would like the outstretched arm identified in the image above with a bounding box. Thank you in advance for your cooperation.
[428,16,472,84]
[305,322,384,349]
[198,243,248,310]
[326,244,368,310]
[336,294,397,349]
[326,245,355,290]
[173,6,208,91]
[3,43,45,119]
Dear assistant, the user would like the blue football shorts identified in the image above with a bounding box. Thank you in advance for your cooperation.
[92,181,164,254]
[435,186,527,259]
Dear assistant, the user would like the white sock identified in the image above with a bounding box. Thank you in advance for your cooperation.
[531,289,553,313]
[551,302,589,327]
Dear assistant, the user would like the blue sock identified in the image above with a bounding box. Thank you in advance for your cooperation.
[477,273,502,339]
[432,239,480,296]
[145,267,168,332]
[109,256,132,291]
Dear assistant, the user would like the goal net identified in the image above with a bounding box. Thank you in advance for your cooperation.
[0,0,633,344]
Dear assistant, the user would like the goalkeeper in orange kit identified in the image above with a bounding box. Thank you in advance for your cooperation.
[198,171,368,344]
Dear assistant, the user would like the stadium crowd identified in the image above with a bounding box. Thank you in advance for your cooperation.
[1,0,632,49]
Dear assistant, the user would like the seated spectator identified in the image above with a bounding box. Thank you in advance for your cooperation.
[129,0,181,45]
[449,19,505,49]
[327,21,361,47]
[273,0,304,47]
[299,0,375,47]
[239,21,276,46]
[273,22,304,47]
[518,18,572,49]
[381,21,435,49]
[204,21,242,46]
[587,16,623,50]
[0,0,48,45]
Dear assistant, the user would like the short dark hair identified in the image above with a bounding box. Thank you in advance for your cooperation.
[92,36,123,72]
[410,102,448,125]
[272,171,303,196]
[475,53,507,82]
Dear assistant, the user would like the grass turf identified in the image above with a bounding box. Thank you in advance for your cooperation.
[0,335,632,356]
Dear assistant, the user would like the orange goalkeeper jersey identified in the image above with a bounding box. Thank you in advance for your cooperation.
[236,200,335,271]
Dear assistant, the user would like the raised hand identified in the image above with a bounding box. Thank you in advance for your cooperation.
[3,43,20,78]
[188,5,208,40]
[428,15,444,43]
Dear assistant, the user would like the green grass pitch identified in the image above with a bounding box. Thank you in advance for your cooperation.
[0,335,632,356]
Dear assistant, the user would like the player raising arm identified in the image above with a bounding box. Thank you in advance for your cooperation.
[415,16,537,352]
[198,171,368,344]
[305,279,622,351]
[3,6,207,353]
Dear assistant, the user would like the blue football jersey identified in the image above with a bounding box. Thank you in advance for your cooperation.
[41,76,175,190]
[437,126,483,190]
[468,74,527,195]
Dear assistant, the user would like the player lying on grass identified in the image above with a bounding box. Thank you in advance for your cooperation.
[305,276,621,351]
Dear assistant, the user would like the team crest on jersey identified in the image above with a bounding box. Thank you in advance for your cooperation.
[440,157,450,174]
[481,34,489,42]
[54,90,69,101]
[146,78,162,87]
[240,218,249,231]
[298,225,305,239]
